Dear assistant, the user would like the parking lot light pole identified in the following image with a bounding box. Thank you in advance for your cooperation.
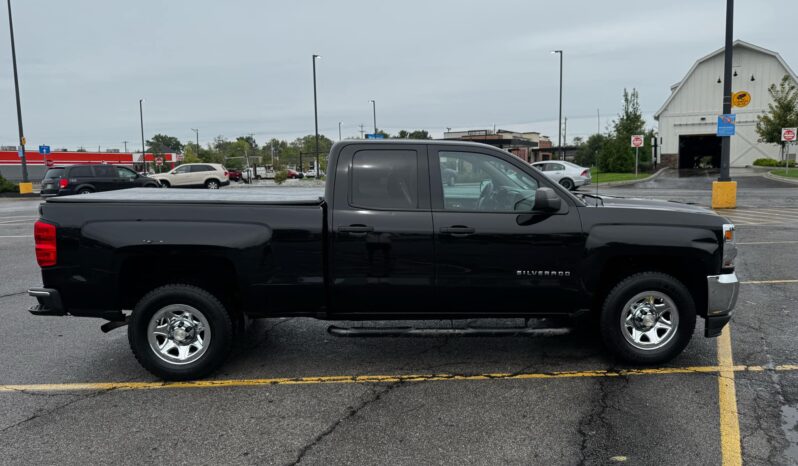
[312,54,321,179]
[338,121,342,141]
[551,50,563,160]
[139,99,146,172]
[369,100,377,135]
[719,0,733,183]
[6,0,29,186]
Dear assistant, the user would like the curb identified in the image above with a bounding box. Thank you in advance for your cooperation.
[764,171,798,185]
[593,167,669,188]
[0,193,40,199]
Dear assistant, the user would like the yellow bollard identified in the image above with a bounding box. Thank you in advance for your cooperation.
[711,181,737,209]
[18,182,33,194]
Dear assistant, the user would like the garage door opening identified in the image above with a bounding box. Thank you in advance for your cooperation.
[678,134,722,169]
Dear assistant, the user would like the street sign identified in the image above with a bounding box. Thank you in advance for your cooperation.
[782,128,797,142]
[45,159,54,168]
[176,153,184,162]
[38,145,50,155]
[630,135,644,148]
[717,114,736,137]
[155,157,163,167]
[365,133,385,139]
[732,91,751,108]
[17,148,24,158]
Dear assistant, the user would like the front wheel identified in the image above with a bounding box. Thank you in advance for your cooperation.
[159,181,170,188]
[600,272,696,364]
[128,284,233,380]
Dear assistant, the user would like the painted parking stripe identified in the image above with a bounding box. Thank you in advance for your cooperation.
[740,279,798,285]
[737,241,798,245]
[717,327,742,466]
[1,364,796,393]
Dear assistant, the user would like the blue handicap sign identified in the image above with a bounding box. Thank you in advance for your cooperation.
[717,114,736,137]
[17,148,24,158]
[365,133,385,139]
[38,145,51,154]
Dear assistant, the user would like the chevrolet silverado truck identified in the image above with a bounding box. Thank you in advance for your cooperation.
[28,140,739,380]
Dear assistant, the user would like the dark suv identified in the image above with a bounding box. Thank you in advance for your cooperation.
[40,164,160,197]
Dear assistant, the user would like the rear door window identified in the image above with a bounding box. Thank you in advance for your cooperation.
[190,165,213,172]
[93,165,116,178]
[69,166,93,178]
[43,168,64,180]
[351,150,418,210]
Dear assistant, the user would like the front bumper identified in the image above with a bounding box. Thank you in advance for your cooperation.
[704,272,739,337]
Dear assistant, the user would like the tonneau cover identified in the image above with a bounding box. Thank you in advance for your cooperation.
[47,187,325,205]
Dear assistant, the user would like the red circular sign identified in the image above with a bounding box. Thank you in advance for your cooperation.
[783,129,797,142]
[631,135,644,147]
[45,159,54,167]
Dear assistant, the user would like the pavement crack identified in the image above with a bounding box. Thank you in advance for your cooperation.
[0,290,26,299]
[285,382,401,465]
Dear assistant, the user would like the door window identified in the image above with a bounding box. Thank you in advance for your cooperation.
[116,167,137,179]
[173,165,190,174]
[190,165,213,172]
[351,150,418,210]
[438,151,538,212]
[93,165,116,178]
[69,166,93,178]
[550,163,565,171]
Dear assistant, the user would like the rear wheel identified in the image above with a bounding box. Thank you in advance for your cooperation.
[559,178,575,190]
[600,272,696,364]
[77,188,93,195]
[205,179,220,189]
[128,284,233,380]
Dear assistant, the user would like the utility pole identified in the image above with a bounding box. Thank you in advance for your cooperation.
[139,99,146,172]
[359,124,365,139]
[191,128,199,158]
[312,54,321,179]
[6,0,28,186]
[719,0,733,183]
[338,121,342,141]
[563,117,568,153]
[552,50,564,160]
[122,140,128,152]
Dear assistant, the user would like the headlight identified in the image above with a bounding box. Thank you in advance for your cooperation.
[722,223,736,269]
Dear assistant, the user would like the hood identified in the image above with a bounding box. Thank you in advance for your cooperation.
[596,195,718,216]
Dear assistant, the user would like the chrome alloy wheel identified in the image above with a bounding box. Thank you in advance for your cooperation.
[620,291,679,351]
[207,180,219,189]
[147,305,211,365]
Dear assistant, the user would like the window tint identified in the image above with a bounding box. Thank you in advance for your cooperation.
[438,151,538,212]
[173,165,190,174]
[93,165,116,177]
[550,163,565,171]
[43,168,64,180]
[116,167,137,179]
[190,164,213,173]
[351,150,418,210]
[69,166,93,178]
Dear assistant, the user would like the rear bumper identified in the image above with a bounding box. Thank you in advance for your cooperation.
[704,272,739,337]
[28,288,66,316]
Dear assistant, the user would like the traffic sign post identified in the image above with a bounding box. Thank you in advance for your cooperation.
[38,145,50,155]
[631,135,644,176]
[783,128,797,174]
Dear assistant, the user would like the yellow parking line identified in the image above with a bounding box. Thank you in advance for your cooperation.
[717,326,742,466]
[740,279,798,285]
[1,364,796,393]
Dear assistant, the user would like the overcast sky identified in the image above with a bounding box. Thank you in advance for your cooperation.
[1,0,796,151]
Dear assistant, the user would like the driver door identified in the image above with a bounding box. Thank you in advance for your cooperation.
[170,165,191,186]
[429,147,585,315]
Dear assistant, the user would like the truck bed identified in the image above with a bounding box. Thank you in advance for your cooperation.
[46,187,325,205]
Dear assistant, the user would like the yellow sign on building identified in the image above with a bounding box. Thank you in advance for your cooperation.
[732,91,751,108]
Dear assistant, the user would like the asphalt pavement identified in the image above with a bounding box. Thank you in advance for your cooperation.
[1,170,797,465]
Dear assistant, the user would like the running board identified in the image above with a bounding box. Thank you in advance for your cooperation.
[327,325,571,338]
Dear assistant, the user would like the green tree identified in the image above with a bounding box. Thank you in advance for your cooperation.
[756,75,798,152]
[599,88,652,172]
[395,129,431,139]
[574,133,607,167]
[146,134,183,154]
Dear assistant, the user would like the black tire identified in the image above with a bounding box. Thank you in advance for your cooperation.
[144,183,158,188]
[559,178,575,190]
[159,181,170,188]
[77,188,93,195]
[205,179,220,189]
[128,284,233,380]
[599,272,696,364]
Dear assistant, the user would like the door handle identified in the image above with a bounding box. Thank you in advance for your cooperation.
[337,225,374,234]
[440,226,475,235]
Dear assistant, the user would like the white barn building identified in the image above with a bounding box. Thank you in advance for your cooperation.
[654,40,798,168]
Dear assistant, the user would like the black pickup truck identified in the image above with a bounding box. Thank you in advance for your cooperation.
[28,140,739,380]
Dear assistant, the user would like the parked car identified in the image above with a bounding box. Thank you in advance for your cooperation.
[152,163,230,189]
[40,164,159,197]
[303,168,324,178]
[227,169,245,183]
[531,160,591,190]
[287,168,304,179]
[28,140,738,380]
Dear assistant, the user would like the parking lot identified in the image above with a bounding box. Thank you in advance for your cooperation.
[1,170,797,465]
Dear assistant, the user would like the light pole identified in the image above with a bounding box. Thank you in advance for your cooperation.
[312,54,321,179]
[191,128,199,159]
[6,0,28,185]
[369,100,377,135]
[338,121,342,141]
[719,0,733,183]
[551,50,563,160]
[139,99,146,172]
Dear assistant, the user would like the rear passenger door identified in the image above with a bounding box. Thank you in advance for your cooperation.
[330,144,434,314]
[190,164,212,186]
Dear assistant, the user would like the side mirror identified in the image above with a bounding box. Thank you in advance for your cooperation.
[534,187,562,212]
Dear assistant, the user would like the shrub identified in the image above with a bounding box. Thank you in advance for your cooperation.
[274,170,288,185]
[753,158,795,167]
[0,173,19,193]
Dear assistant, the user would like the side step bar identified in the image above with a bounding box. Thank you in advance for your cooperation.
[327,325,571,338]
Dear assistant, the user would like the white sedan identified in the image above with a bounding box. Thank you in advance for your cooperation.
[531,161,591,191]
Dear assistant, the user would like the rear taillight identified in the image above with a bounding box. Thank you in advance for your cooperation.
[34,221,57,267]
[58,178,68,189]
[224,171,229,177]
[580,169,589,177]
